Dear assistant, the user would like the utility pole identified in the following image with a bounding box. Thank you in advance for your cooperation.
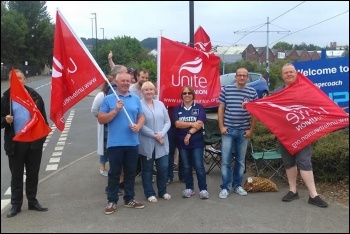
[90,18,94,39]
[234,17,289,89]
[91,13,97,61]
[100,28,104,40]
[222,54,225,74]
[266,17,270,87]
[189,1,194,48]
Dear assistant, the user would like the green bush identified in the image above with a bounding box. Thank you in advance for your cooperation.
[312,128,349,183]
[251,122,349,183]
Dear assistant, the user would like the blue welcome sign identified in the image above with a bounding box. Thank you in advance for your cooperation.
[294,57,349,113]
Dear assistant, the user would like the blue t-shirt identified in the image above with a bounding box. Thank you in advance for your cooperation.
[173,102,206,149]
[99,92,143,148]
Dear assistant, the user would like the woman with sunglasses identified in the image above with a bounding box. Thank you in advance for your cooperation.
[173,85,209,199]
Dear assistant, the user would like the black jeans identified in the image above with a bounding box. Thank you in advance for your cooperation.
[8,142,43,207]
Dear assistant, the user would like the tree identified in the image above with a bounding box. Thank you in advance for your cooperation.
[272,41,293,50]
[141,37,157,50]
[1,8,29,64]
[139,60,157,83]
[7,1,53,68]
[341,49,349,57]
[293,42,322,51]
[97,36,154,75]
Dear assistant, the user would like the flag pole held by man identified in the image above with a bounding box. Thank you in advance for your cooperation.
[50,9,133,131]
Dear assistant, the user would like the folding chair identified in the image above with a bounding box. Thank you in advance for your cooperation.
[203,119,222,165]
[204,147,223,174]
[205,146,242,174]
[249,141,287,182]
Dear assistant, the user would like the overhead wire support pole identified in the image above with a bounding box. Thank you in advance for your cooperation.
[189,1,194,48]
[100,28,104,40]
[234,18,290,89]
[91,13,98,61]
[90,18,94,39]
[266,17,270,88]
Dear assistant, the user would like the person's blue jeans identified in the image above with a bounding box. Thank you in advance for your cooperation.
[220,128,248,191]
[167,126,177,181]
[141,152,169,198]
[179,147,207,191]
[107,146,138,204]
[99,154,108,164]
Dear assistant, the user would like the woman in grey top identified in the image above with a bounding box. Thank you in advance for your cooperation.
[139,81,171,202]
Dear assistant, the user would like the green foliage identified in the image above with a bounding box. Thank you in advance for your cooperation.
[251,122,349,183]
[251,122,278,151]
[1,10,28,64]
[272,42,293,50]
[141,37,157,50]
[269,58,291,90]
[139,60,157,83]
[312,128,349,183]
[97,36,154,75]
[2,1,53,67]
[293,42,322,51]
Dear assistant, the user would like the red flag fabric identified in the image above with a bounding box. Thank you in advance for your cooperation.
[158,37,221,107]
[10,68,51,142]
[51,10,105,131]
[194,26,212,53]
[246,72,349,155]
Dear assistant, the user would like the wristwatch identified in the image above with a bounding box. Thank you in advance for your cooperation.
[187,131,193,135]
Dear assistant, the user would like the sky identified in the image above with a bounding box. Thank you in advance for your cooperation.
[46,1,349,48]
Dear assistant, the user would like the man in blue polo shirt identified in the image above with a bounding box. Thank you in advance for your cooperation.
[98,72,145,215]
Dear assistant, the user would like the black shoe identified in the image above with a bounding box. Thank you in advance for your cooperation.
[7,206,21,218]
[308,195,328,208]
[282,191,299,202]
[28,203,48,212]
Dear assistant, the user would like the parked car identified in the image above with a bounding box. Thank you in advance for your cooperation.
[205,72,269,111]
[220,72,269,98]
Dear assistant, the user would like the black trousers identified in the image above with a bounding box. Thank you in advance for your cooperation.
[8,142,43,207]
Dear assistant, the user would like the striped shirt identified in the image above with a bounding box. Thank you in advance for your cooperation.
[219,84,258,130]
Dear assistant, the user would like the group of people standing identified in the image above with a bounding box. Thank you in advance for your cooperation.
[91,58,328,216]
[1,60,329,219]
[92,51,215,215]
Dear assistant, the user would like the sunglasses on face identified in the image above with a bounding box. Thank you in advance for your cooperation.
[182,92,193,95]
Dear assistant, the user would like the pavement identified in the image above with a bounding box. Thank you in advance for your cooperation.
[1,87,349,233]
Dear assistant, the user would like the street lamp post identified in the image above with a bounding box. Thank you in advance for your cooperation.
[266,17,270,88]
[100,28,104,40]
[91,13,98,60]
[89,17,94,39]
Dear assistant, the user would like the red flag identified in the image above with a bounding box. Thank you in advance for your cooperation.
[158,37,221,107]
[10,68,51,142]
[51,10,105,131]
[246,72,349,155]
[194,26,212,53]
